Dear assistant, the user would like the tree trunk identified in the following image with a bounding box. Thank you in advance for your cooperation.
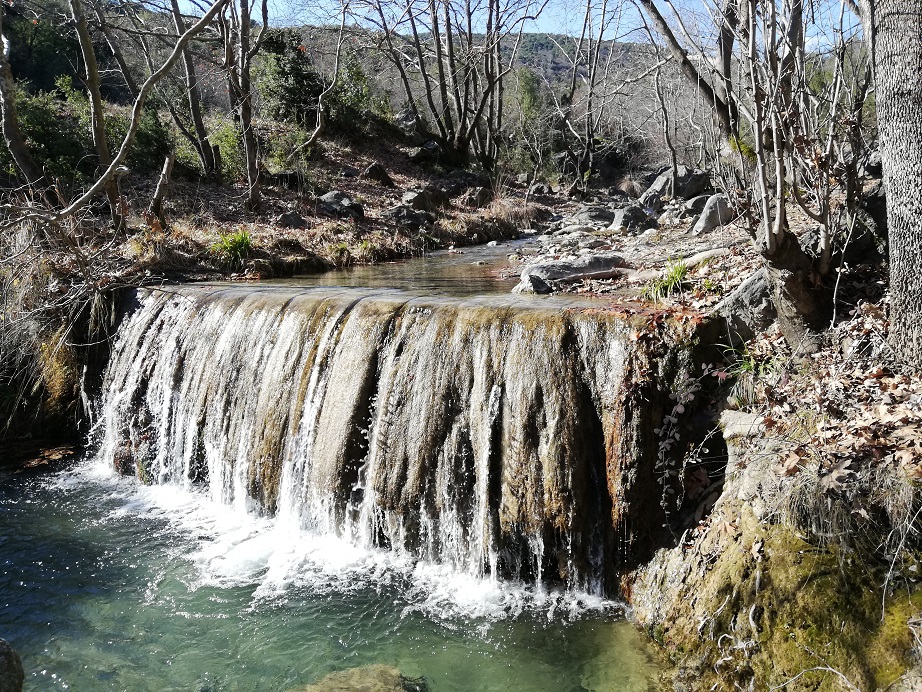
[236,0,259,212]
[861,0,922,372]
[0,4,44,188]
[763,233,828,350]
[171,0,216,176]
[70,0,123,228]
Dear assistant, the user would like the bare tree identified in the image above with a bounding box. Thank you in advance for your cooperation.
[69,0,123,227]
[636,0,869,348]
[355,0,548,170]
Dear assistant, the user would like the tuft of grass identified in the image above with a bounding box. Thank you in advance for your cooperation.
[327,241,353,267]
[210,229,252,271]
[642,258,689,302]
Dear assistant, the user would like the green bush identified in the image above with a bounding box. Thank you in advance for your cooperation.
[6,89,90,182]
[210,230,253,270]
[210,121,246,182]
[254,29,325,127]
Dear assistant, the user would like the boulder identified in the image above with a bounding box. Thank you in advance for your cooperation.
[643,165,712,201]
[275,210,307,229]
[638,189,663,214]
[512,274,554,294]
[381,204,434,230]
[609,204,654,232]
[409,140,440,164]
[564,205,616,228]
[521,252,627,282]
[713,267,776,344]
[395,110,424,143]
[0,639,23,692]
[862,148,882,178]
[318,191,364,219]
[690,194,735,235]
[360,163,395,188]
[682,194,711,218]
[288,664,427,692]
[402,186,449,213]
[459,186,492,208]
[529,182,551,196]
[340,166,360,178]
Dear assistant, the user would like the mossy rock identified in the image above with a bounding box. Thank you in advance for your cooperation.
[635,504,922,690]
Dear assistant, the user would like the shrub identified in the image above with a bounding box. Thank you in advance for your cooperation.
[211,230,253,270]
[8,88,90,182]
[642,258,689,302]
[210,121,246,182]
[254,29,325,127]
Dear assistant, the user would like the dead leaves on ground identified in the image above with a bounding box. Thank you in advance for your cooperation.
[763,301,922,487]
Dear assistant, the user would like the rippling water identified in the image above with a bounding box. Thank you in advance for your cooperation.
[0,461,660,691]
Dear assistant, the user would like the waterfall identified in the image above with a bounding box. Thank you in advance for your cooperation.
[94,285,689,595]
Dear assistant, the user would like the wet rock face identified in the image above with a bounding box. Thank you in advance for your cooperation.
[96,287,702,595]
[0,639,24,692]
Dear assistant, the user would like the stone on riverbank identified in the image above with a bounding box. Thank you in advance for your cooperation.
[520,252,627,283]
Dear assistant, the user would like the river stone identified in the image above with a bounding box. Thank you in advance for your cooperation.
[512,274,554,294]
[381,205,434,230]
[681,194,710,219]
[643,165,711,201]
[459,186,492,208]
[289,664,427,692]
[712,267,776,344]
[409,140,440,164]
[690,194,734,235]
[0,639,23,692]
[275,211,307,229]
[520,252,627,282]
[319,191,364,219]
[395,110,423,143]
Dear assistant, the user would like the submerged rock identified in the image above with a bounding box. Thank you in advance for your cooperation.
[0,639,23,692]
[289,665,427,692]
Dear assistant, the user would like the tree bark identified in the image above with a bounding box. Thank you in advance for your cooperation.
[861,0,922,371]
[635,0,733,138]
[0,3,44,188]
[171,0,216,176]
[70,0,123,228]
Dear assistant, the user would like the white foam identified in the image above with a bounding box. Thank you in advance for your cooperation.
[52,459,622,624]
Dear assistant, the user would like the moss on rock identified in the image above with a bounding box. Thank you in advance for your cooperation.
[633,500,922,691]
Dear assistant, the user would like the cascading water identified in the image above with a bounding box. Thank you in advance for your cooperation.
[93,284,685,596]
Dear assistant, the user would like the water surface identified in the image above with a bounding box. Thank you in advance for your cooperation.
[0,464,661,691]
